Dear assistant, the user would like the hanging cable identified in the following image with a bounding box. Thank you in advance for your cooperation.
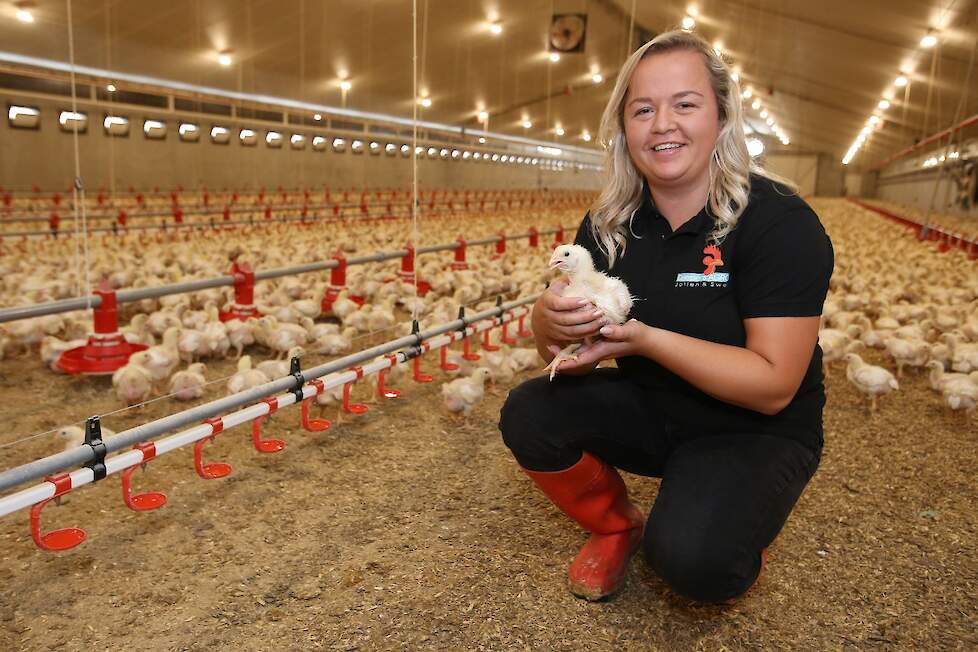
[410,0,421,323]
[65,0,92,303]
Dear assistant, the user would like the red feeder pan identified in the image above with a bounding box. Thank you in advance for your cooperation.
[57,280,149,374]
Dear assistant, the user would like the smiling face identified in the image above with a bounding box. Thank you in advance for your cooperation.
[623,49,721,192]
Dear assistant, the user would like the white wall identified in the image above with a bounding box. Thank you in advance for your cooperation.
[763,153,818,196]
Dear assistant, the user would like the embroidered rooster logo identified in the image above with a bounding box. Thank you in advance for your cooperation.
[702,245,724,276]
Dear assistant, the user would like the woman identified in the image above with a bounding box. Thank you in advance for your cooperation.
[499,29,833,603]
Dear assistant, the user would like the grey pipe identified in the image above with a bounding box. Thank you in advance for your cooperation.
[0,296,537,493]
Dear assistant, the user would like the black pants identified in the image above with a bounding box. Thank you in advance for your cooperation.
[498,369,821,603]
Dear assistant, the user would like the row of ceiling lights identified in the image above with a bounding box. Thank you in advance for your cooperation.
[681,5,790,147]
[843,30,941,165]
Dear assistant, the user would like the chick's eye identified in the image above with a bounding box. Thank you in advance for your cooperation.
[563,252,569,257]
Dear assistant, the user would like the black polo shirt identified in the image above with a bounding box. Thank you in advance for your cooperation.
[574,174,834,450]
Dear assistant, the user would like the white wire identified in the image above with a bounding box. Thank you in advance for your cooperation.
[65,0,92,303]
[410,0,421,324]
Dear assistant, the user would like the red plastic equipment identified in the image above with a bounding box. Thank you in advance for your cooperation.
[377,354,402,399]
[452,237,469,270]
[321,252,347,314]
[301,378,331,431]
[251,398,287,453]
[30,473,86,551]
[57,279,149,375]
[219,260,261,322]
[343,367,369,414]
[195,418,233,479]
[121,442,167,511]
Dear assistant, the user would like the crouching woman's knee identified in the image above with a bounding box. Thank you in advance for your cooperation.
[643,519,760,603]
[498,376,552,454]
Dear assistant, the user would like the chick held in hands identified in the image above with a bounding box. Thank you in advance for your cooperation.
[545,244,634,380]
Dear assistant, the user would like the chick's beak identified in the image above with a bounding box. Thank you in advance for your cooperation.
[548,252,562,270]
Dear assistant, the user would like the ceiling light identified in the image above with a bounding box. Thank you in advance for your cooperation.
[385,143,396,154]
[478,137,486,143]
[920,32,937,48]
[15,8,34,23]
[477,110,489,122]
[491,153,500,161]
[313,113,322,121]
[555,126,565,136]
[106,83,116,92]
[765,117,774,126]
[462,150,471,159]
[582,131,591,142]
[746,138,764,158]
[878,99,890,110]
[489,21,503,35]
[7,104,39,128]
[400,144,410,154]
[681,16,695,31]
[894,75,908,87]
[501,155,509,162]
[418,97,432,108]
[591,73,603,83]
[548,52,560,63]
[291,134,305,146]
[868,115,880,125]
[217,51,233,67]
[143,120,166,139]
[731,71,739,82]
[312,136,326,150]
[751,99,761,110]
[742,87,753,99]
[522,120,532,129]
[427,146,438,157]
[339,80,352,91]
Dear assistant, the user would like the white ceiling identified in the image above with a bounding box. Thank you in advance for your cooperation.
[0,0,976,168]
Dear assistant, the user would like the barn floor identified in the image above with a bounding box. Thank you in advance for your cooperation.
[0,346,975,651]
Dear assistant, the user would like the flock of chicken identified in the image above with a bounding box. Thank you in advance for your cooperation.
[815,199,978,415]
[1,197,584,452]
[1,193,976,459]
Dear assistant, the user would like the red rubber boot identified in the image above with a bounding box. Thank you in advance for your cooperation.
[522,452,645,601]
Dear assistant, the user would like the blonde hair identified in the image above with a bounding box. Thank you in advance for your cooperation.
[590,29,795,266]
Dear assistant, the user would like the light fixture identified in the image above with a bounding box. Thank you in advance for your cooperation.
[210,125,230,143]
[427,146,438,157]
[731,71,739,82]
[878,99,890,110]
[400,143,410,156]
[369,141,381,154]
[894,75,908,87]
[477,110,489,122]
[331,137,347,152]
[452,149,460,159]
[15,2,34,23]
[742,87,753,99]
[143,119,166,139]
[522,119,532,129]
[765,117,774,126]
[501,155,509,162]
[868,115,880,125]
[760,109,769,118]
[179,123,200,142]
[746,138,764,158]
[489,21,503,35]
[473,152,482,160]
[385,143,397,155]
[218,50,233,67]
[239,128,257,146]
[58,110,87,132]
[555,126,565,136]
[312,135,327,151]
[462,150,471,159]
[548,52,560,63]
[582,131,592,142]
[478,136,486,143]
[418,97,432,108]
[751,99,761,110]
[339,80,352,91]
[290,134,306,149]
[103,114,129,136]
[920,32,937,48]
[351,139,365,153]
[313,113,322,121]
[106,83,116,93]
[681,16,695,31]
[491,153,500,161]
[7,104,40,129]
[591,72,603,83]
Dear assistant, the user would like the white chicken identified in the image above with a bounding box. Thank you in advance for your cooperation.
[509,347,542,373]
[441,367,493,417]
[843,353,899,412]
[168,362,208,401]
[56,424,117,452]
[256,346,305,378]
[544,244,633,380]
[112,360,155,406]
[227,355,271,394]
[940,377,978,414]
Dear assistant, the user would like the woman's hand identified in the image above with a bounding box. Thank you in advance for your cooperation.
[532,280,606,345]
[549,319,654,371]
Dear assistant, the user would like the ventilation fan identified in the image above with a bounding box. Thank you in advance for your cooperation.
[549,13,587,53]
